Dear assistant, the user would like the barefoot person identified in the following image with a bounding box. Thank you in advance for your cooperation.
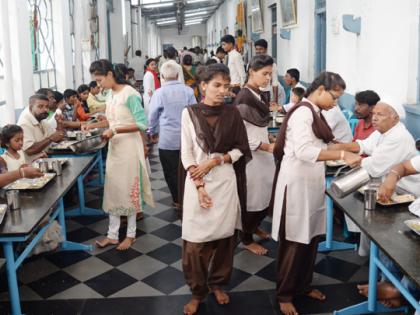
[271,72,362,315]
[234,54,275,255]
[89,59,154,251]
[180,63,251,315]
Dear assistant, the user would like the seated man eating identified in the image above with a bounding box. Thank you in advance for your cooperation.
[18,94,65,162]
[329,99,420,254]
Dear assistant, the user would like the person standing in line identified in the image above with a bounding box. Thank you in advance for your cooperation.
[221,35,246,95]
[234,55,276,255]
[88,60,154,251]
[271,72,361,315]
[180,63,251,315]
[148,61,197,209]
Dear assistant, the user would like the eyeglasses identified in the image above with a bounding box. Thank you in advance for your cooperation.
[327,90,340,101]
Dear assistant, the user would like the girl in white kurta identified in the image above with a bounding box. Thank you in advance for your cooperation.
[142,58,160,116]
[234,55,276,256]
[88,60,154,251]
[271,72,361,315]
[0,125,27,171]
[180,64,251,315]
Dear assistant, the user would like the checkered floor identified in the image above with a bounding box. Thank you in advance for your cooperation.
[0,149,403,315]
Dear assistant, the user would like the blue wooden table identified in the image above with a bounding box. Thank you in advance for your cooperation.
[327,189,419,314]
[0,157,95,315]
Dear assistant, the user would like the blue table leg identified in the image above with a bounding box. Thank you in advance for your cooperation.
[3,242,23,315]
[319,176,357,252]
[58,198,92,251]
[333,242,409,314]
[86,150,105,187]
[65,157,104,217]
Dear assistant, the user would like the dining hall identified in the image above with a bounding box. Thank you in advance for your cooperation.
[0,0,420,314]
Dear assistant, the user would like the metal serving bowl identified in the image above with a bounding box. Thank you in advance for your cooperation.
[69,135,103,154]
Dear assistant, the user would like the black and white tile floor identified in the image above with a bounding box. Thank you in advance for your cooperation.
[0,149,404,315]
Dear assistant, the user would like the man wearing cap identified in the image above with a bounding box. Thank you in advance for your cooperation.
[329,100,420,254]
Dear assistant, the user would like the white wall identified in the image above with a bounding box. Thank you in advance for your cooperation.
[160,24,207,51]
[327,0,419,106]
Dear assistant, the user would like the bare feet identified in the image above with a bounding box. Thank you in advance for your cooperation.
[116,237,136,251]
[244,242,268,255]
[95,237,118,248]
[279,302,299,315]
[183,298,200,315]
[212,288,230,305]
[255,227,270,240]
[357,282,401,299]
[380,297,405,308]
[306,289,326,301]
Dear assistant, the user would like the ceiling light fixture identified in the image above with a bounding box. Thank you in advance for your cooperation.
[185,11,208,17]
[143,2,174,9]
[187,0,208,4]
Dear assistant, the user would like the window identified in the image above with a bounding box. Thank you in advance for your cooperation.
[315,0,326,74]
[271,5,277,60]
[28,0,57,90]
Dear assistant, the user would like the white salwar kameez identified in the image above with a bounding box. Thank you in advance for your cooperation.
[180,109,243,243]
[142,71,156,116]
[272,99,327,244]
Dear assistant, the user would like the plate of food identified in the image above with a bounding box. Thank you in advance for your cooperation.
[4,173,56,190]
[49,140,78,150]
[357,186,416,206]
[326,160,346,167]
[404,218,420,236]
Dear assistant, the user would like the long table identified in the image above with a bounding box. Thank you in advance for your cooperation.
[49,142,106,217]
[0,157,96,315]
[327,189,420,314]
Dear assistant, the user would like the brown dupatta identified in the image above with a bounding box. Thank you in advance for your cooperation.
[233,86,271,127]
[268,101,334,215]
[178,103,252,219]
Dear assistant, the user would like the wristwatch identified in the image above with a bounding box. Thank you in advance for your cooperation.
[111,127,118,135]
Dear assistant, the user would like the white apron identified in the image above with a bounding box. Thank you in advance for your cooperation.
[244,121,275,212]
[271,102,327,244]
[180,109,243,243]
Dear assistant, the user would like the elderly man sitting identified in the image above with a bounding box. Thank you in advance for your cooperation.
[148,60,197,209]
[330,100,420,254]
[18,94,65,162]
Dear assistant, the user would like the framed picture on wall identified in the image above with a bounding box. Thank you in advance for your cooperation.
[251,0,263,33]
[280,0,297,28]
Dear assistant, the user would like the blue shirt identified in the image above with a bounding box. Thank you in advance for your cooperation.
[148,81,197,150]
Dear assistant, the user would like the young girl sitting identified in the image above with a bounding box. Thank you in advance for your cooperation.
[0,125,27,171]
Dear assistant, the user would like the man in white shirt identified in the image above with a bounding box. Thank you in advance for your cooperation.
[322,106,353,143]
[18,94,64,162]
[221,35,246,94]
[128,50,146,81]
[160,47,184,84]
[330,100,420,254]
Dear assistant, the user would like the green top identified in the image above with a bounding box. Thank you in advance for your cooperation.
[125,94,148,131]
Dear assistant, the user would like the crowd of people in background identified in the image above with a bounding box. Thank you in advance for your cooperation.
[0,33,419,315]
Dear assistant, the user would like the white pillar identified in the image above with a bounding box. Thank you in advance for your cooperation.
[98,0,109,59]
[52,0,74,90]
[0,0,34,124]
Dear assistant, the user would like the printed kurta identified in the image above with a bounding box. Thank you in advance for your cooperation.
[103,85,154,216]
